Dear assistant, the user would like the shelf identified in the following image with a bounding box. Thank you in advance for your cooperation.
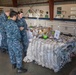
[25,17,76,22]
[54,18,76,22]
[25,17,50,20]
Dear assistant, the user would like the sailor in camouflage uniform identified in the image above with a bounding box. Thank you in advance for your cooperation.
[0,10,10,52]
[16,11,29,57]
[5,11,27,73]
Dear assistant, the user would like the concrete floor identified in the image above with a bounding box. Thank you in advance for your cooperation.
[0,52,76,75]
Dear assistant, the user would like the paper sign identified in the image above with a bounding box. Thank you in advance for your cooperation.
[54,30,60,39]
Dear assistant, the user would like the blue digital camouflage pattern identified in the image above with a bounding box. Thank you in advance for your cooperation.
[5,19,23,68]
[16,18,29,53]
[0,12,8,49]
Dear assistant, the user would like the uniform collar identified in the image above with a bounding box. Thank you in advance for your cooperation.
[3,12,8,21]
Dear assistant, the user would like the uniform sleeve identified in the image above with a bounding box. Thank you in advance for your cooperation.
[0,16,2,25]
[0,13,7,23]
[0,15,3,21]
[0,16,5,32]
[13,23,21,40]
[5,22,21,41]
[0,17,2,32]
[22,18,28,30]
[16,20,21,28]
[5,22,14,39]
[0,16,4,24]
[0,14,7,28]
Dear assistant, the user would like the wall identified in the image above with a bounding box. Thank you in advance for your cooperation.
[0,6,17,11]
[54,4,76,18]
[1,3,76,18]
[1,2,76,18]
[17,3,76,19]
[17,5,49,18]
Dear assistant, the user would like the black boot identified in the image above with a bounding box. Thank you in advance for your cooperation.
[17,68,27,73]
[12,64,16,69]
[1,48,8,53]
[1,48,6,53]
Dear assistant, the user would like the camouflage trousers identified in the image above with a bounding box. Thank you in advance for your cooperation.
[7,40,23,68]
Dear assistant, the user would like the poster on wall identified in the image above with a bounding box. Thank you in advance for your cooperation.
[71,7,76,15]
[57,7,62,14]
[70,7,76,19]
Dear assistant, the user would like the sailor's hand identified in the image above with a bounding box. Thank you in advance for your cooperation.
[20,27,24,31]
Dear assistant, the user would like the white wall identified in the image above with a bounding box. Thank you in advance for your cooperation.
[17,4,76,19]
[54,4,76,18]
[17,6,30,16]
[1,3,76,18]
[17,5,49,17]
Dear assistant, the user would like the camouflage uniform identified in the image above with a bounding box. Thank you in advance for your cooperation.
[16,18,29,55]
[0,12,8,50]
[5,19,23,68]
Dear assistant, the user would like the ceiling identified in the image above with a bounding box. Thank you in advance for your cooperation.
[0,0,75,7]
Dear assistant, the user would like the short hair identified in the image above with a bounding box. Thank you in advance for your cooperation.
[17,11,23,14]
[3,10,10,13]
[10,10,18,18]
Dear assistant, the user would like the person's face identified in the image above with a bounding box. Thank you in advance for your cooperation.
[6,11,10,17]
[18,13,23,19]
[13,15,17,21]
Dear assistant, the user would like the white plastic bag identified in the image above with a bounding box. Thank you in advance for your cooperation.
[27,30,33,41]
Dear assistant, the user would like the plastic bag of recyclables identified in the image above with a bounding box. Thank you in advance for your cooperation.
[23,34,76,72]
